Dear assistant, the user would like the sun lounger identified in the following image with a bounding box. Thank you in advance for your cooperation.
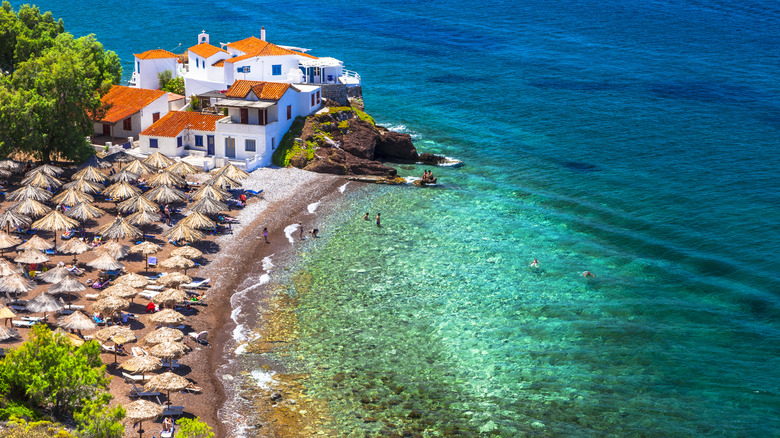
[85,293,99,300]
[122,372,148,383]
[146,284,165,291]
[11,320,35,328]
[147,256,158,268]
[131,347,149,357]
[188,331,208,345]
[161,359,180,368]
[162,406,184,417]
[138,290,160,300]
[184,383,202,393]
[9,304,26,312]
[21,316,44,322]
[63,304,85,310]
[182,278,210,289]
[128,382,161,398]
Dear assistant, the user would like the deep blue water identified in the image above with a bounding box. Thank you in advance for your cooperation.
[16,0,780,435]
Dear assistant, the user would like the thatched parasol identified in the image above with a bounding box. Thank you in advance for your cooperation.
[212,163,250,181]
[126,210,158,227]
[151,287,188,306]
[12,198,52,218]
[143,184,186,204]
[148,340,187,360]
[31,210,79,244]
[191,184,229,202]
[66,202,106,223]
[0,325,20,341]
[105,150,135,164]
[148,309,186,326]
[57,238,91,262]
[114,272,150,289]
[94,240,129,259]
[62,178,105,194]
[0,160,20,172]
[102,181,141,201]
[49,276,86,303]
[72,165,108,182]
[22,171,62,189]
[57,310,97,332]
[118,196,160,215]
[163,223,205,244]
[95,324,134,363]
[204,173,240,190]
[79,154,113,170]
[129,241,161,269]
[0,232,21,254]
[0,273,36,295]
[99,283,138,301]
[0,304,17,325]
[171,246,203,259]
[97,217,142,241]
[18,235,54,251]
[7,185,53,202]
[187,197,228,215]
[144,371,190,405]
[120,355,162,380]
[0,209,31,233]
[27,163,63,176]
[51,188,94,207]
[143,327,184,346]
[86,252,124,271]
[160,255,195,274]
[124,399,163,437]
[179,212,216,230]
[108,169,140,183]
[0,259,22,276]
[155,273,192,288]
[14,249,49,264]
[26,292,63,317]
[166,160,201,177]
[147,171,186,188]
[37,264,71,283]
[143,152,175,169]
[121,159,155,175]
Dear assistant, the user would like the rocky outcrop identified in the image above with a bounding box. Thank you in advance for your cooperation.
[290,104,443,178]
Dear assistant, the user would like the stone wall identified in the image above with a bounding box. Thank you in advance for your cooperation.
[320,84,349,106]
[346,85,363,99]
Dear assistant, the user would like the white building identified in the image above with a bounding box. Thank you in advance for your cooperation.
[93,85,169,140]
[139,80,321,166]
[129,49,183,90]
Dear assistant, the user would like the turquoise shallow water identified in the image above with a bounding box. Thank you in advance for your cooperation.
[13,0,780,434]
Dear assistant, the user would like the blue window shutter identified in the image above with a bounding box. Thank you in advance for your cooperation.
[177,136,183,147]
[195,135,203,147]
[196,58,199,68]
[150,139,158,149]
[272,65,281,75]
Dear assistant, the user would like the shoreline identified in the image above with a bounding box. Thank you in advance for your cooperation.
[183,167,345,437]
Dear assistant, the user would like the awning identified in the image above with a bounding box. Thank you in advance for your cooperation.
[298,57,344,68]
[215,99,275,109]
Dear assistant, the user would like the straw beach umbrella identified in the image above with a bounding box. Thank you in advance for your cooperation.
[124,399,163,438]
[143,184,186,204]
[57,310,97,332]
[94,240,129,259]
[166,160,201,177]
[129,241,161,269]
[126,210,159,238]
[187,197,228,215]
[118,195,159,214]
[72,165,108,182]
[192,184,229,202]
[49,275,86,304]
[105,150,135,164]
[51,187,94,207]
[147,171,186,188]
[31,210,79,245]
[148,309,186,326]
[97,217,142,241]
[179,212,216,230]
[148,341,187,362]
[0,304,16,325]
[0,209,31,233]
[160,255,195,274]
[26,292,63,318]
[57,238,92,262]
[212,163,250,181]
[26,163,63,176]
[0,273,36,295]
[14,249,49,265]
[151,288,188,306]
[87,252,124,271]
[143,327,184,346]
[22,171,62,189]
[79,154,113,170]
[155,273,191,288]
[18,235,54,252]
[121,159,155,175]
[12,198,52,218]
[99,283,138,301]
[37,264,71,283]
[108,169,140,183]
[62,178,105,195]
[103,181,141,200]
[0,325,20,341]
[171,246,203,259]
[163,223,205,244]
[120,355,162,380]
[0,259,22,276]
[144,371,190,406]
[66,202,106,223]
[95,324,134,362]
[0,160,20,172]
[205,173,239,190]
[0,232,21,255]
[143,152,175,169]
[93,296,130,319]
[114,272,150,289]
[7,185,52,202]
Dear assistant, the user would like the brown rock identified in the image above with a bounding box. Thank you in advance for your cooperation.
[341,120,380,160]
[376,131,419,162]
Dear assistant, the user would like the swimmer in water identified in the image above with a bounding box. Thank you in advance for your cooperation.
[363,212,369,221]
[530,258,539,267]
[581,271,595,278]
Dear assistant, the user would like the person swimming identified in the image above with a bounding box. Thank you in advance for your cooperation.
[582,271,595,278]
[530,258,539,267]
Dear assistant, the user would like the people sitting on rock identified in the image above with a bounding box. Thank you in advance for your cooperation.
[421,170,437,184]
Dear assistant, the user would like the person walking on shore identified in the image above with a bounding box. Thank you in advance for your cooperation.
[299,222,305,239]
[376,213,381,227]
[263,227,269,244]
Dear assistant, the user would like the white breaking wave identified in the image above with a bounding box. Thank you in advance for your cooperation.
[307,201,321,214]
[250,369,276,390]
[339,182,349,193]
[259,273,270,284]
[283,223,299,244]
[262,255,275,271]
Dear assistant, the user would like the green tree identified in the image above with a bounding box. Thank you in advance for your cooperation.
[176,417,215,438]
[0,2,64,74]
[158,69,173,89]
[0,325,109,418]
[0,419,74,438]
[73,393,125,438]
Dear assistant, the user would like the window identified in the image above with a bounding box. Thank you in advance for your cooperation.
[123,118,132,131]
[311,94,315,106]
[149,138,158,149]
[136,61,140,74]
[245,139,256,152]
[152,112,160,122]
[287,105,291,120]
[271,137,276,150]
[195,135,203,147]
[196,58,199,68]
[316,91,321,104]
[272,64,282,75]
[177,136,183,148]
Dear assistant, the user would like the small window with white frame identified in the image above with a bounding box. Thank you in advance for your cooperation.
[245,139,256,152]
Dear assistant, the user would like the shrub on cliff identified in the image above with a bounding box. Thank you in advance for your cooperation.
[272,116,307,167]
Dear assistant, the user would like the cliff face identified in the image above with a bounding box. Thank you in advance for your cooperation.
[276,101,440,178]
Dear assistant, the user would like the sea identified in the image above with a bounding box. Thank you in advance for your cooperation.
[16,0,780,435]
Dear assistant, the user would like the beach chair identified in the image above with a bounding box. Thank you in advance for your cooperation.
[182,278,210,289]
[44,248,55,255]
[128,382,161,398]
[138,290,160,300]
[100,343,115,353]
[183,383,202,393]
[161,428,175,438]
[64,304,85,310]
[188,331,208,345]
[9,304,26,312]
[122,372,148,383]
[11,320,35,328]
[161,359,180,368]
[131,346,149,357]
[162,406,184,418]
[147,256,157,268]
[21,316,44,323]
[85,293,99,300]
[60,229,74,240]
[146,284,165,291]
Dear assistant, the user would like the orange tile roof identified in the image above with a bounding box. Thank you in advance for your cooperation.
[98,86,167,124]
[224,80,290,101]
[212,59,225,67]
[188,43,228,58]
[141,112,222,137]
[135,49,177,60]
[224,36,318,63]
[167,92,185,102]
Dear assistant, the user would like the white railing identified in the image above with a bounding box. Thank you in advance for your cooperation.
[341,69,361,86]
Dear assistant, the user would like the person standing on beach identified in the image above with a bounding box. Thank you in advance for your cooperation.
[299,222,305,239]
[263,227,269,244]
[376,213,381,227]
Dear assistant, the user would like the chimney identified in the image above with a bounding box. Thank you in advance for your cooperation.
[261,26,266,41]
